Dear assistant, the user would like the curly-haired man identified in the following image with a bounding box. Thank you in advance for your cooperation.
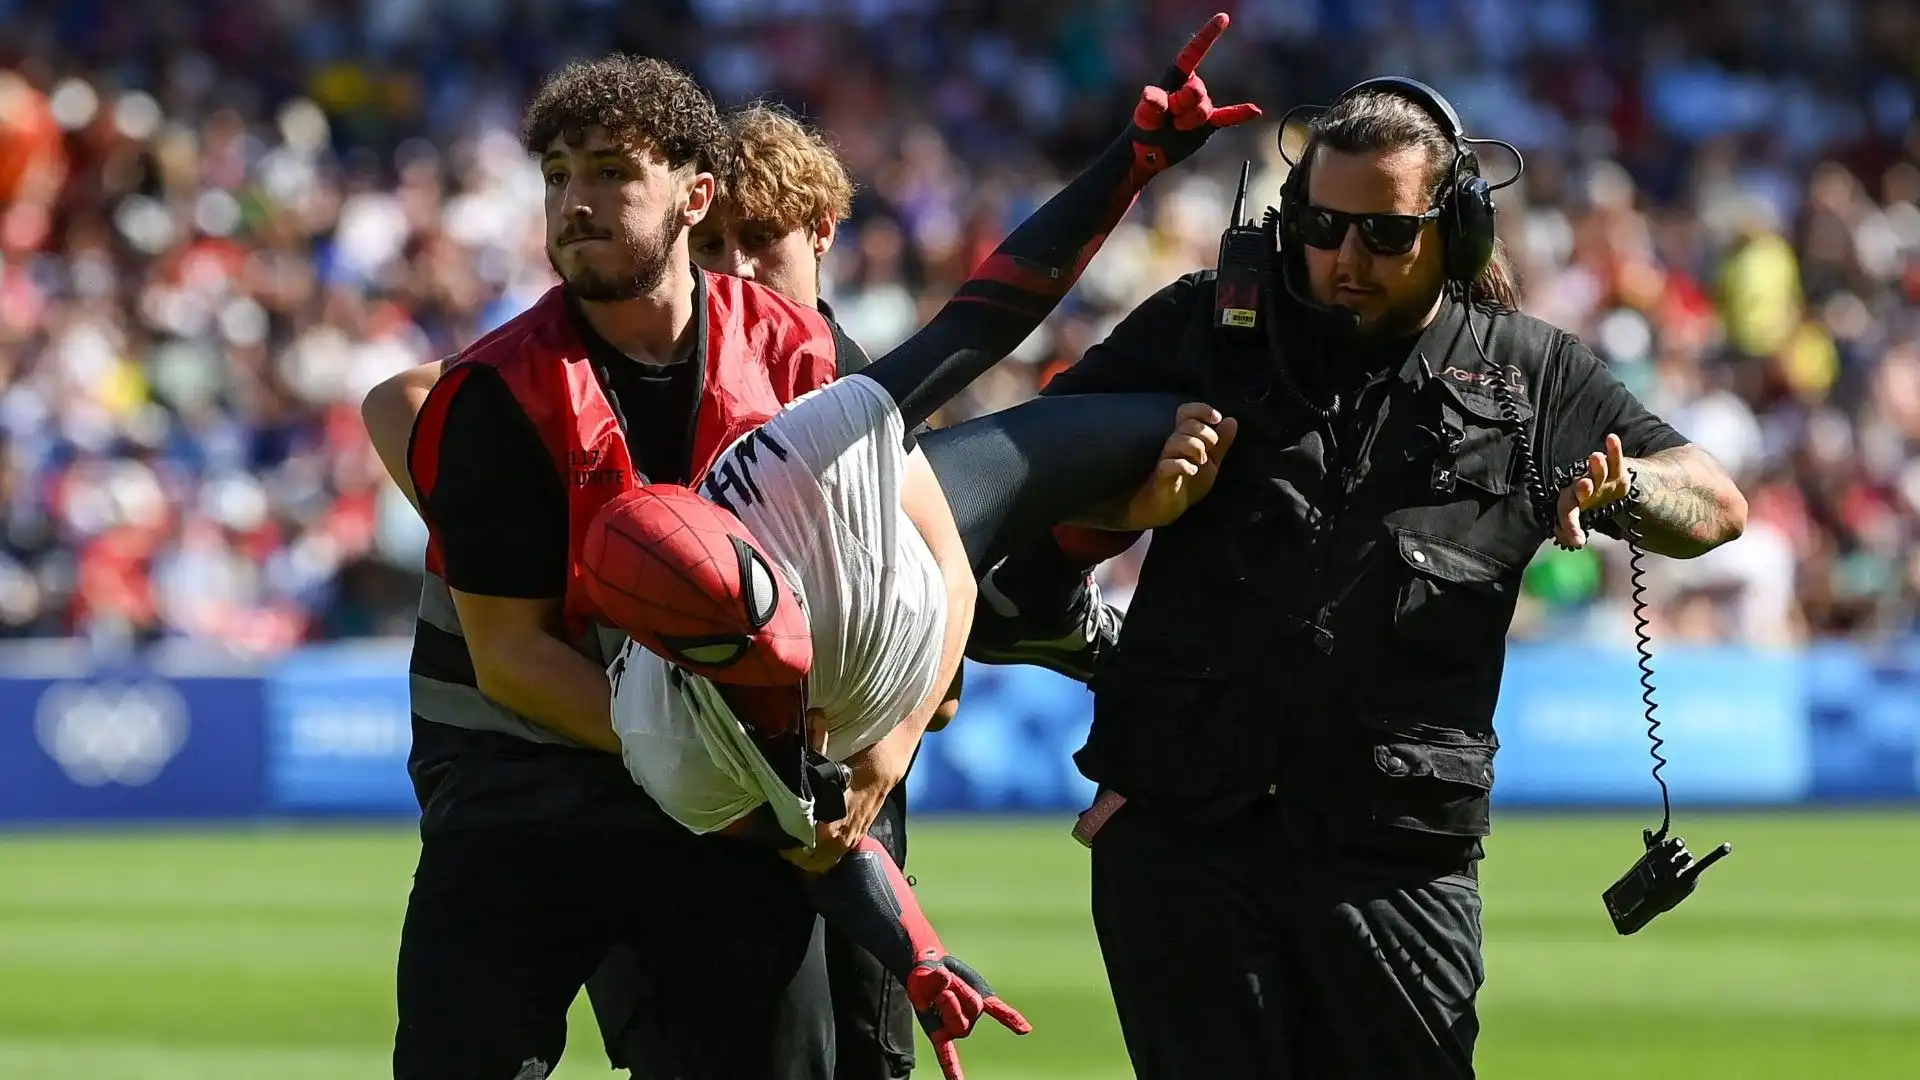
[389,55,849,1080]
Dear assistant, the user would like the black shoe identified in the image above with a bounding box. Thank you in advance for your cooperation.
[966,562,1121,684]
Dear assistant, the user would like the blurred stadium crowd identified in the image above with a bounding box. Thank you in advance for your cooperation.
[1,0,1918,652]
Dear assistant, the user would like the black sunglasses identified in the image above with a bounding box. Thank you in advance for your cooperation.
[1298,205,1442,256]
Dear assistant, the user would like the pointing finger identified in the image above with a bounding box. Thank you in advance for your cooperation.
[1168,12,1231,82]
[934,1039,965,1080]
[984,996,1033,1035]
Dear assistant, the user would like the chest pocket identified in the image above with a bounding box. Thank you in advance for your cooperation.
[1390,527,1521,662]
[1431,369,1534,498]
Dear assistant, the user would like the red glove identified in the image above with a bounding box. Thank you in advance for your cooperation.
[800,836,1030,1080]
[908,952,1031,1080]
[1128,12,1264,183]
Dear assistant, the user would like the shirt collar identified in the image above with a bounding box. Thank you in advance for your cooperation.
[561,271,708,369]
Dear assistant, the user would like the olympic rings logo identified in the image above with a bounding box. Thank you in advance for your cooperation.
[33,681,190,788]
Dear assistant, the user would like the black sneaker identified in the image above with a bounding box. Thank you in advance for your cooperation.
[966,562,1121,684]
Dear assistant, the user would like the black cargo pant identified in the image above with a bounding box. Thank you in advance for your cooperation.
[1089,799,1484,1080]
[394,727,833,1080]
[591,780,916,1080]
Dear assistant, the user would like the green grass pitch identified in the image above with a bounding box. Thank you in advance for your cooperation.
[0,812,1915,1079]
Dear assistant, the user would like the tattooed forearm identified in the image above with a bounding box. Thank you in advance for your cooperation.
[1612,445,1748,558]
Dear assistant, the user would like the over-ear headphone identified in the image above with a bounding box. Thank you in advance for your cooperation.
[1277,76,1518,286]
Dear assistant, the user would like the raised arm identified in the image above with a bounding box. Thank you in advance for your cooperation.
[859,12,1259,431]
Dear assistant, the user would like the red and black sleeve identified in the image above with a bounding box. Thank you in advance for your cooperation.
[857,17,1253,432]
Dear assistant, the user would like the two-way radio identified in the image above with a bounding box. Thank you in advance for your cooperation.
[1213,162,1340,423]
[1214,161,1267,331]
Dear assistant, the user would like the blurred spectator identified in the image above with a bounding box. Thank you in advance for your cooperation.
[3,0,1920,652]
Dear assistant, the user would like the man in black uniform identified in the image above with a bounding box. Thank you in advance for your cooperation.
[994,78,1749,1077]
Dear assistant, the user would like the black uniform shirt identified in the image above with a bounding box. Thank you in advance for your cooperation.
[1045,274,1684,471]
[1049,273,1689,851]
[422,293,701,599]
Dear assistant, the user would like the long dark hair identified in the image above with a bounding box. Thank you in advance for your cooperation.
[1301,90,1522,313]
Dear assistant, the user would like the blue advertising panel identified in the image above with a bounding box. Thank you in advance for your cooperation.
[1802,640,1920,800]
[1490,644,1811,806]
[0,636,1914,827]
[263,642,417,814]
[0,669,266,823]
[906,662,1098,815]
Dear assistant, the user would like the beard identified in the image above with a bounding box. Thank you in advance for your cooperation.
[1322,283,1443,345]
[551,206,682,302]
[1347,292,1435,342]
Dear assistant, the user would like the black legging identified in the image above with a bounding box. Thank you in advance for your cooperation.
[917,392,1184,573]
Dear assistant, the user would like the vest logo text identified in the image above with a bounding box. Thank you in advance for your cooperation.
[568,448,626,489]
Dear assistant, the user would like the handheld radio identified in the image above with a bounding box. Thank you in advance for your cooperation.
[1582,493,1735,934]
[1214,161,1267,331]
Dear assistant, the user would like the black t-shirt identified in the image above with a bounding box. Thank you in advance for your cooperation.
[1049,274,1690,865]
[1043,272,1688,468]
[418,291,864,600]
[418,298,701,599]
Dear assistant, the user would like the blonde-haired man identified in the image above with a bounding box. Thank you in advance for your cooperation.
[690,103,854,312]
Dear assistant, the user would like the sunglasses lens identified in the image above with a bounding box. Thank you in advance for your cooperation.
[1299,208,1424,254]
[1361,217,1421,255]
[1299,209,1347,249]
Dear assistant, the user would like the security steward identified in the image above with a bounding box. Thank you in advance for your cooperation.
[1038,78,1748,1078]
[392,55,849,1080]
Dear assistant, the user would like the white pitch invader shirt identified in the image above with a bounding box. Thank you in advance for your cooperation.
[609,374,948,842]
